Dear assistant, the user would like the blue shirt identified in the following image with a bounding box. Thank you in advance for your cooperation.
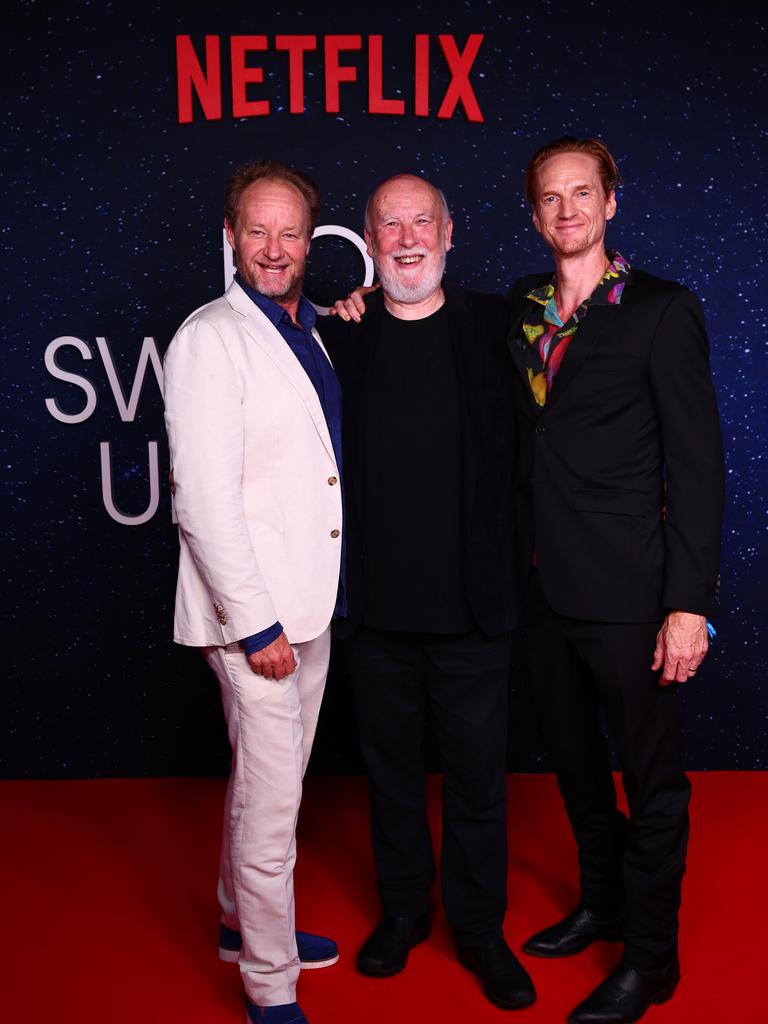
[235,276,346,656]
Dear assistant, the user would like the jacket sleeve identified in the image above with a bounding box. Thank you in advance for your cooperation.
[649,288,725,616]
[163,314,279,643]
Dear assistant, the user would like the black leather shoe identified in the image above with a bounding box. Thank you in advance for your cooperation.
[523,905,623,958]
[568,961,680,1023]
[357,913,431,976]
[457,938,537,1010]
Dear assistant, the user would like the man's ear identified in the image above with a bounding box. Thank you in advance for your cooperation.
[532,207,542,235]
[364,228,374,259]
[224,218,235,249]
[605,189,617,222]
[443,218,454,252]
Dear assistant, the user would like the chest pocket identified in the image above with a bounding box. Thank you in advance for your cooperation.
[573,488,646,516]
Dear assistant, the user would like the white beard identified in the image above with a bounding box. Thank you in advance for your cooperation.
[374,247,447,305]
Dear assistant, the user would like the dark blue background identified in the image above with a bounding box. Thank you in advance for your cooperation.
[4,2,766,777]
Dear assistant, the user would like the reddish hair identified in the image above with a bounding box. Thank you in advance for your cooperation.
[524,137,621,204]
[224,159,321,234]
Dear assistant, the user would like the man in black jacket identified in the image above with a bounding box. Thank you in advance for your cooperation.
[507,138,724,1024]
[319,174,535,1011]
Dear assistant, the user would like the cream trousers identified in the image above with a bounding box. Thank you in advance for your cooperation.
[205,627,331,1005]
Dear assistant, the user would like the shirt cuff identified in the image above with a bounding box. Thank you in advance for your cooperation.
[241,622,283,656]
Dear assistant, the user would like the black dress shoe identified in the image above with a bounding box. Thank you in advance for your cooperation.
[568,961,680,1023]
[523,905,623,958]
[357,913,431,976]
[457,938,537,1010]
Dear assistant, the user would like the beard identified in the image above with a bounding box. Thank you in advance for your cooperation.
[373,246,447,305]
[235,251,306,306]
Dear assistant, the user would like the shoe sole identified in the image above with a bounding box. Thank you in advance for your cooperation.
[297,953,339,970]
[220,948,339,970]
[522,931,623,959]
[653,978,680,1005]
[357,919,432,977]
[245,1012,307,1024]
[487,993,536,1011]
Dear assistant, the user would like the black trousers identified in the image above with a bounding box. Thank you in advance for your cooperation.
[523,572,690,969]
[347,626,511,945]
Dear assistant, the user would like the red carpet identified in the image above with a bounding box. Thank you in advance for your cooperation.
[2,773,766,1023]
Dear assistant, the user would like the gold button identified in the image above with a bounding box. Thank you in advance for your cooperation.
[330,529,340,538]
[327,476,338,486]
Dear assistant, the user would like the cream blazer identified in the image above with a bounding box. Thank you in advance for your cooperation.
[163,281,343,647]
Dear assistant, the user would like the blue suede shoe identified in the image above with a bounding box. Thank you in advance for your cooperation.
[219,924,339,969]
[246,1001,308,1024]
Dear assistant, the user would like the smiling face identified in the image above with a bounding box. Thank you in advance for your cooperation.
[364,175,453,307]
[225,178,311,310]
[532,152,616,261]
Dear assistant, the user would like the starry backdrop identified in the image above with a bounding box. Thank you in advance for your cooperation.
[3,2,766,777]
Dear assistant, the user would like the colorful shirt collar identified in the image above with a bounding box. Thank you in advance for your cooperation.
[527,251,630,327]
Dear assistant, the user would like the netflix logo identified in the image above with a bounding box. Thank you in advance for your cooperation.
[176,33,485,124]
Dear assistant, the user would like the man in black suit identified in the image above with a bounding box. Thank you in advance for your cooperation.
[320,173,535,1011]
[507,138,724,1024]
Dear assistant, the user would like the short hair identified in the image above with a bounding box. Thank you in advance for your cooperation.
[524,137,622,205]
[364,174,451,233]
[224,159,321,235]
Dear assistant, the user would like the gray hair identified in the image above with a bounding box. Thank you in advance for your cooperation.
[364,175,451,233]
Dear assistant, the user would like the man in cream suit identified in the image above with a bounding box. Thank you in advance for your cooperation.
[164,160,344,1024]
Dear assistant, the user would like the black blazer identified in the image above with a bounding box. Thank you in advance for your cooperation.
[319,280,518,637]
[508,267,724,622]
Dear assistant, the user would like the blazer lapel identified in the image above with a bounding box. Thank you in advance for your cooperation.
[546,304,618,408]
[226,282,337,463]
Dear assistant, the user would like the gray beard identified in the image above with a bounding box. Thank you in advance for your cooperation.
[374,249,446,305]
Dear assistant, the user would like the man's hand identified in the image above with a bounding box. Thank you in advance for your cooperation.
[652,611,709,685]
[329,283,380,321]
[247,632,296,680]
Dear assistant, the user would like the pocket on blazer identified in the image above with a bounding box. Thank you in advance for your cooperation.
[573,487,646,516]
[580,364,636,373]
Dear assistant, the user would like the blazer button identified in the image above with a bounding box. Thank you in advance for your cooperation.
[327,476,338,485]
[330,529,340,538]
[535,424,546,434]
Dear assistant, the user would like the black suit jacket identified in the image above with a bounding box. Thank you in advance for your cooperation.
[508,267,724,623]
[319,280,518,637]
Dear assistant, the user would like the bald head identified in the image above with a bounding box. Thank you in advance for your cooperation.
[364,174,451,234]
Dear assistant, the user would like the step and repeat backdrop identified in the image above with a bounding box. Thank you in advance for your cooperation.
[4,3,766,776]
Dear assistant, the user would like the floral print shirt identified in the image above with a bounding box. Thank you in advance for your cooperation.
[522,251,630,407]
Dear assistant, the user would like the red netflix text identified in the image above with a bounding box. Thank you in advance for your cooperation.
[176,33,485,124]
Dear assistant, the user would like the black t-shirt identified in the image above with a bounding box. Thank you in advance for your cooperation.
[361,303,471,633]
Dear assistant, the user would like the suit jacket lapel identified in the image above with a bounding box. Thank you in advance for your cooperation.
[546,304,617,408]
[507,269,627,413]
[225,282,337,463]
